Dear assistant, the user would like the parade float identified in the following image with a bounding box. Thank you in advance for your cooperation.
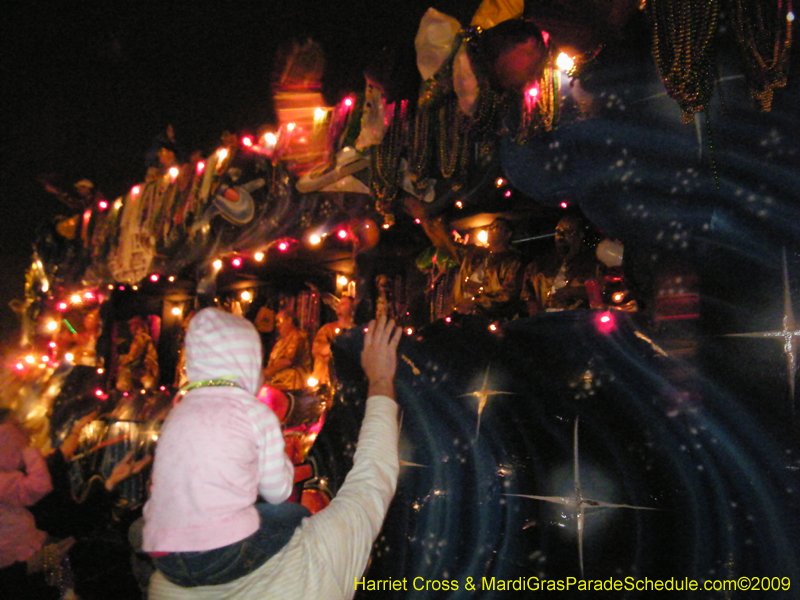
[2,1,799,597]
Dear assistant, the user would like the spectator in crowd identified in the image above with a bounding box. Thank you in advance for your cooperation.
[148,315,402,600]
[143,308,304,587]
[0,408,56,600]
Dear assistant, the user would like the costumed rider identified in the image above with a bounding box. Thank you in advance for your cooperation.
[522,211,606,314]
[310,295,356,388]
[116,316,159,392]
[263,310,312,391]
[148,315,402,600]
[404,197,524,320]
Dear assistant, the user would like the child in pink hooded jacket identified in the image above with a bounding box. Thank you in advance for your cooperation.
[143,308,306,587]
[0,411,54,598]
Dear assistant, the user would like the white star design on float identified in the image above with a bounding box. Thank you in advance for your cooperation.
[724,247,798,414]
[506,418,658,578]
[461,366,513,440]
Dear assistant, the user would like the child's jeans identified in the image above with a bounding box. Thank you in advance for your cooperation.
[153,502,310,587]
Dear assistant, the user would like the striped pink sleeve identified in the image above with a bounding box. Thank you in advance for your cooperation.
[249,403,294,503]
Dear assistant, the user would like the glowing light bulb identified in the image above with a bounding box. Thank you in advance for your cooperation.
[263,132,277,148]
[213,259,223,270]
[612,292,625,303]
[64,352,74,363]
[455,200,463,209]
[488,323,498,332]
[337,229,348,240]
[83,291,95,300]
[595,311,615,334]
[495,177,505,187]
[150,274,160,282]
[309,234,322,246]
[49,341,56,348]
[314,107,327,121]
[307,377,319,387]
[232,257,243,267]
[343,96,354,108]
[97,367,104,374]
[240,291,252,302]
[406,328,414,335]
[254,251,265,262]
[337,275,349,287]
[787,11,794,22]
[98,200,108,210]
[131,185,141,196]
[477,230,489,245]
[526,85,539,98]
[15,363,24,371]
[95,389,104,397]
[168,166,180,180]
[445,316,452,323]
[242,136,253,147]
[217,148,228,161]
[286,122,296,132]
[504,190,512,198]
[560,201,569,209]
[70,294,81,304]
[46,321,58,332]
[196,160,206,174]
[278,241,289,252]
[171,306,182,316]
[168,275,175,282]
[556,52,574,72]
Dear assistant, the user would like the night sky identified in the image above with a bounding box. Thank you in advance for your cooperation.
[0,0,476,344]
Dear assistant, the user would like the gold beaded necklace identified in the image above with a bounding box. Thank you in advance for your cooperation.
[407,103,433,192]
[370,100,408,215]
[728,0,794,111]
[647,0,721,123]
[437,97,472,189]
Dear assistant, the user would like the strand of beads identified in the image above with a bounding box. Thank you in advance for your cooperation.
[728,0,794,111]
[648,0,721,123]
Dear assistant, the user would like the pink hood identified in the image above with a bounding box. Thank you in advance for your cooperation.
[184,308,263,395]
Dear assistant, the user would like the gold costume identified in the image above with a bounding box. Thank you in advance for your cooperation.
[266,328,312,390]
[452,246,524,319]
